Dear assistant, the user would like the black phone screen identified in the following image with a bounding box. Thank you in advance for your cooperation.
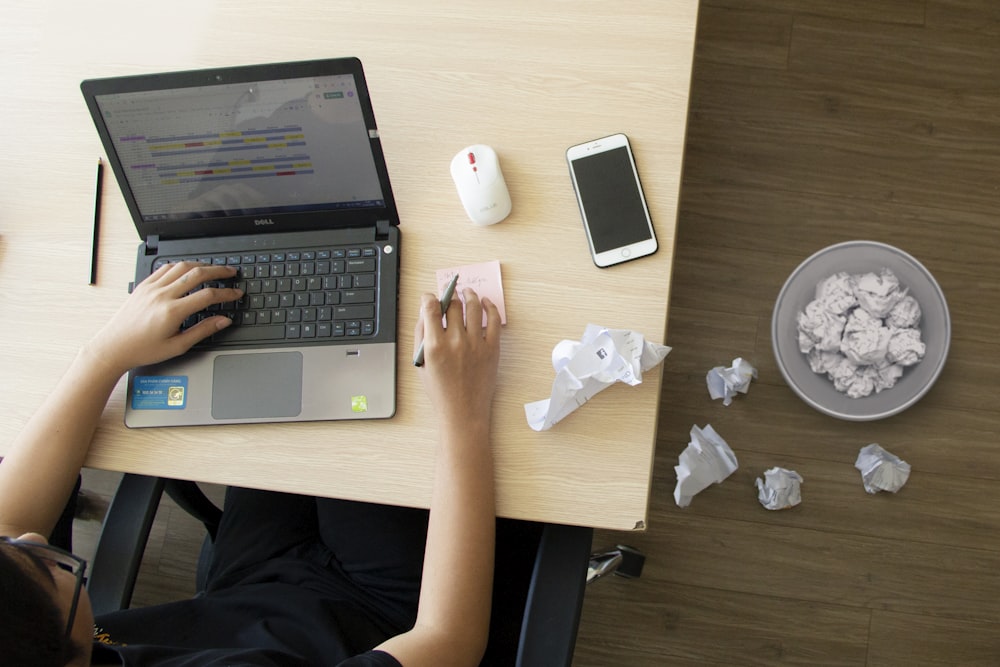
[571,146,652,254]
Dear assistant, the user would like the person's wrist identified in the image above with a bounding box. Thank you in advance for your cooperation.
[439,412,492,446]
[78,337,132,382]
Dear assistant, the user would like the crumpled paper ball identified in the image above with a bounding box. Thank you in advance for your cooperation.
[755,467,803,510]
[707,357,757,406]
[673,424,739,508]
[855,443,910,494]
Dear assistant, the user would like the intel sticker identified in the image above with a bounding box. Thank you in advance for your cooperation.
[132,376,188,410]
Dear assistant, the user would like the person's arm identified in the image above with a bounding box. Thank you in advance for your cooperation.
[0,262,243,539]
[376,288,501,667]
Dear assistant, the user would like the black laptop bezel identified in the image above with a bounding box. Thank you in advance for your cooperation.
[81,57,400,243]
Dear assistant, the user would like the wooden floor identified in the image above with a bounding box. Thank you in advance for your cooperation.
[74,1,1000,664]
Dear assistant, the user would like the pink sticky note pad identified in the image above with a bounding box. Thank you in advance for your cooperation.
[436,260,507,326]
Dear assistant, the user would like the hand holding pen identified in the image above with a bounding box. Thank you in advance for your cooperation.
[413,275,501,424]
[413,273,460,367]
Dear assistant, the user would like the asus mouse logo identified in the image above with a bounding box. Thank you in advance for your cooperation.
[254,218,275,226]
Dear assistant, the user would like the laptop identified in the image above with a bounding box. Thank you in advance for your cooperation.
[81,58,400,427]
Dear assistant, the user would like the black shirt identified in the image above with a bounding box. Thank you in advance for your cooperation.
[92,550,407,666]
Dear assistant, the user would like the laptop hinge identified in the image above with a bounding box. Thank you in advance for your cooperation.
[376,219,391,240]
[144,235,160,256]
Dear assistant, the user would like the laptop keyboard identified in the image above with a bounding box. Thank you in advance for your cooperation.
[153,245,380,346]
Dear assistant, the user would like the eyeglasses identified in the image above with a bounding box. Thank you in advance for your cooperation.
[2,538,88,637]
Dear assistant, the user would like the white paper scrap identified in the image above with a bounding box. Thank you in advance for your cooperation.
[855,443,911,494]
[524,324,671,432]
[707,357,758,406]
[755,467,803,510]
[673,424,739,508]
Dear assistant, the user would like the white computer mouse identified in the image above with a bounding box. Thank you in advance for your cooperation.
[450,144,512,225]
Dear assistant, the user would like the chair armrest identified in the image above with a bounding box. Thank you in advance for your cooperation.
[516,523,593,667]
[86,474,165,616]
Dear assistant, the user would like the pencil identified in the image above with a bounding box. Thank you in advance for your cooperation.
[412,273,460,367]
[90,158,104,285]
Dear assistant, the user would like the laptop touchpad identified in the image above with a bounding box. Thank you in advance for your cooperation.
[212,352,303,420]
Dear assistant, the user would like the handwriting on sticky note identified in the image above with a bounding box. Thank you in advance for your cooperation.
[436,260,507,326]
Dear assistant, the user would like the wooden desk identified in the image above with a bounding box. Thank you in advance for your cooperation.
[0,0,697,530]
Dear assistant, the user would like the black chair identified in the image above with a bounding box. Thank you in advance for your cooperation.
[86,474,595,667]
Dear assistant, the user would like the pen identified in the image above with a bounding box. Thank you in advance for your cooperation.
[413,273,460,367]
[90,158,104,285]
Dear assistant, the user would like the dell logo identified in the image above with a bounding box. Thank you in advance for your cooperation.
[254,218,275,226]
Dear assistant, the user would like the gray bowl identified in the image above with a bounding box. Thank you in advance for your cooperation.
[771,241,951,421]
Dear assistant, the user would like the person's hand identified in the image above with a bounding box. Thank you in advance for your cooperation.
[414,288,501,431]
[86,262,244,375]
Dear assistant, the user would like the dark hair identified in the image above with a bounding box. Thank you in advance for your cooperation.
[0,546,82,666]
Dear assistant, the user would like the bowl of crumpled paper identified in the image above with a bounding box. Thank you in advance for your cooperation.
[771,240,950,421]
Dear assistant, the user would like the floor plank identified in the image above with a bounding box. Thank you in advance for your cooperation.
[573,582,871,666]
[790,15,1000,90]
[926,0,1000,34]
[868,610,1000,665]
[705,0,928,26]
[694,6,793,70]
[622,512,1000,624]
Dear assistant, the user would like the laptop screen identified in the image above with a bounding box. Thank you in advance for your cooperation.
[94,73,385,223]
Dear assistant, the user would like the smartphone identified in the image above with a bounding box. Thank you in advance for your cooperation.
[566,133,658,268]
